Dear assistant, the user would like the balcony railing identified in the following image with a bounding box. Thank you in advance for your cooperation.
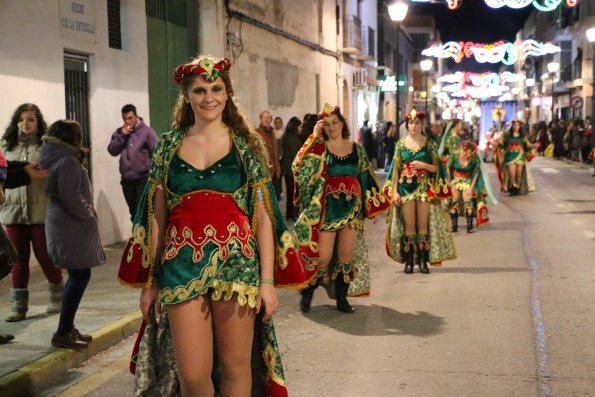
[560,64,572,82]
[342,15,361,54]
[359,26,375,60]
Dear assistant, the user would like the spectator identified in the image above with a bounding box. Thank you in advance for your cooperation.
[256,110,281,200]
[582,118,593,164]
[107,104,157,222]
[281,116,303,221]
[383,122,397,172]
[301,113,317,143]
[1,103,63,322]
[40,120,106,349]
[536,121,550,155]
[569,119,584,162]
[273,116,284,178]
[359,120,375,166]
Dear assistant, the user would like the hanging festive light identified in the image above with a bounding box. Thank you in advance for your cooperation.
[421,42,462,62]
[518,39,561,60]
[470,42,517,64]
[423,39,561,65]
[438,72,465,84]
[484,0,575,10]
[499,71,526,83]
[468,72,500,86]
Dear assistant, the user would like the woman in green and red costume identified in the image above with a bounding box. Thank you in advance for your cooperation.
[385,110,456,274]
[292,104,389,314]
[446,140,497,233]
[495,119,536,196]
[438,118,465,165]
[117,55,314,397]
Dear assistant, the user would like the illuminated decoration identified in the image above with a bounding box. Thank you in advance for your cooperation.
[438,72,465,84]
[421,42,462,62]
[442,83,463,92]
[423,40,561,65]
[378,75,398,92]
[485,0,578,11]
[519,40,561,60]
[470,42,517,64]
[439,71,526,86]
[499,71,526,83]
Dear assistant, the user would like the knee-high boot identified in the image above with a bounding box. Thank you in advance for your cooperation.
[465,203,475,233]
[299,277,321,313]
[333,262,356,313]
[417,235,430,274]
[450,203,459,232]
[402,236,416,274]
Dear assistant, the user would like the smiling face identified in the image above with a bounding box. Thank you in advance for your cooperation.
[323,114,344,139]
[185,77,227,124]
[18,110,39,135]
[407,118,423,136]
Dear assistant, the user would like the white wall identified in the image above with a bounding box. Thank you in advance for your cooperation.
[199,0,339,128]
[0,0,150,244]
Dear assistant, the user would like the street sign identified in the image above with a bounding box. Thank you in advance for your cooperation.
[570,96,583,110]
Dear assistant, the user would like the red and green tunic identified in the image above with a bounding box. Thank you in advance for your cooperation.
[292,131,389,289]
[118,129,314,397]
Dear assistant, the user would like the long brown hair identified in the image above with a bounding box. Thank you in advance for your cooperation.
[3,103,46,151]
[172,70,268,166]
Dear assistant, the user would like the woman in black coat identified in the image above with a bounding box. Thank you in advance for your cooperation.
[39,120,105,350]
[281,116,303,220]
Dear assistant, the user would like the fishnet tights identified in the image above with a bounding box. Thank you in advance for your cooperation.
[402,200,430,236]
[167,294,256,397]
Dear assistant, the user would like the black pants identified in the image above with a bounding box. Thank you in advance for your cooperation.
[273,176,282,201]
[56,268,91,336]
[283,173,300,220]
[121,177,148,222]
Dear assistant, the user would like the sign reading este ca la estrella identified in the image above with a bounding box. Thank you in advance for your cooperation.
[59,0,97,43]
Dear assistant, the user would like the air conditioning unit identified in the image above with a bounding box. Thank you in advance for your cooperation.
[353,69,367,88]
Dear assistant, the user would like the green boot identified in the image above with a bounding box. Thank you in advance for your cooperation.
[6,288,28,322]
[47,280,64,314]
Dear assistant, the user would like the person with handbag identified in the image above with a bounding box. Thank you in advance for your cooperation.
[39,120,106,349]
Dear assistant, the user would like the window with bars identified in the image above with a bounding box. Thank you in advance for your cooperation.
[107,0,122,49]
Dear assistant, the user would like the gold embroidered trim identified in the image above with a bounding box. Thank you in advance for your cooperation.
[163,221,255,264]
[320,198,362,231]
[365,186,389,213]
[263,344,286,386]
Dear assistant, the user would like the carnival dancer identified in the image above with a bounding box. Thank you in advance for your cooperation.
[495,120,536,196]
[385,110,456,274]
[446,140,497,233]
[293,104,389,314]
[438,118,465,164]
[117,55,314,397]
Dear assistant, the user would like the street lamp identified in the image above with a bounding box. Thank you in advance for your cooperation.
[420,59,433,118]
[587,27,595,127]
[388,1,408,136]
[547,61,559,121]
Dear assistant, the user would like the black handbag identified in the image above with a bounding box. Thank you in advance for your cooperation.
[0,225,17,280]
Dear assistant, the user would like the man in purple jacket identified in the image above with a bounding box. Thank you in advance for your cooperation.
[107,104,157,222]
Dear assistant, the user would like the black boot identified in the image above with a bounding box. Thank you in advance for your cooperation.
[299,278,320,313]
[402,236,415,274]
[466,214,475,233]
[450,212,458,232]
[335,272,354,314]
[417,235,430,274]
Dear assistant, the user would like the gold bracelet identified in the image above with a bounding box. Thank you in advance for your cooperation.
[260,278,274,285]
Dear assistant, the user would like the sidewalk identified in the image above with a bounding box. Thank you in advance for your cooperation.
[0,241,142,397]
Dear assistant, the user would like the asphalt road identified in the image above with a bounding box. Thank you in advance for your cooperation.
[37,157,595,397]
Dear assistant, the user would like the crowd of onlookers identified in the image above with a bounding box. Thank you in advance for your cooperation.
[527,117,593,162]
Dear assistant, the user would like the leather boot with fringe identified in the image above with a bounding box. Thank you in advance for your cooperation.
[417,235,430,274]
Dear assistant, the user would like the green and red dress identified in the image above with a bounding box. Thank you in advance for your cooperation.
[447,152,496,226]
[292,131,389,296]
[118,129,315,397]
[384,137,456,265]
[494,133,536,194]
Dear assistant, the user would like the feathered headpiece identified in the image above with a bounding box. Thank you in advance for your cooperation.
[317,103,341,119]
[405,109,426,122]
[173,56,232,85]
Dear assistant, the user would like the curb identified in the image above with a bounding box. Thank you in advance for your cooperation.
[0,310,142,397]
